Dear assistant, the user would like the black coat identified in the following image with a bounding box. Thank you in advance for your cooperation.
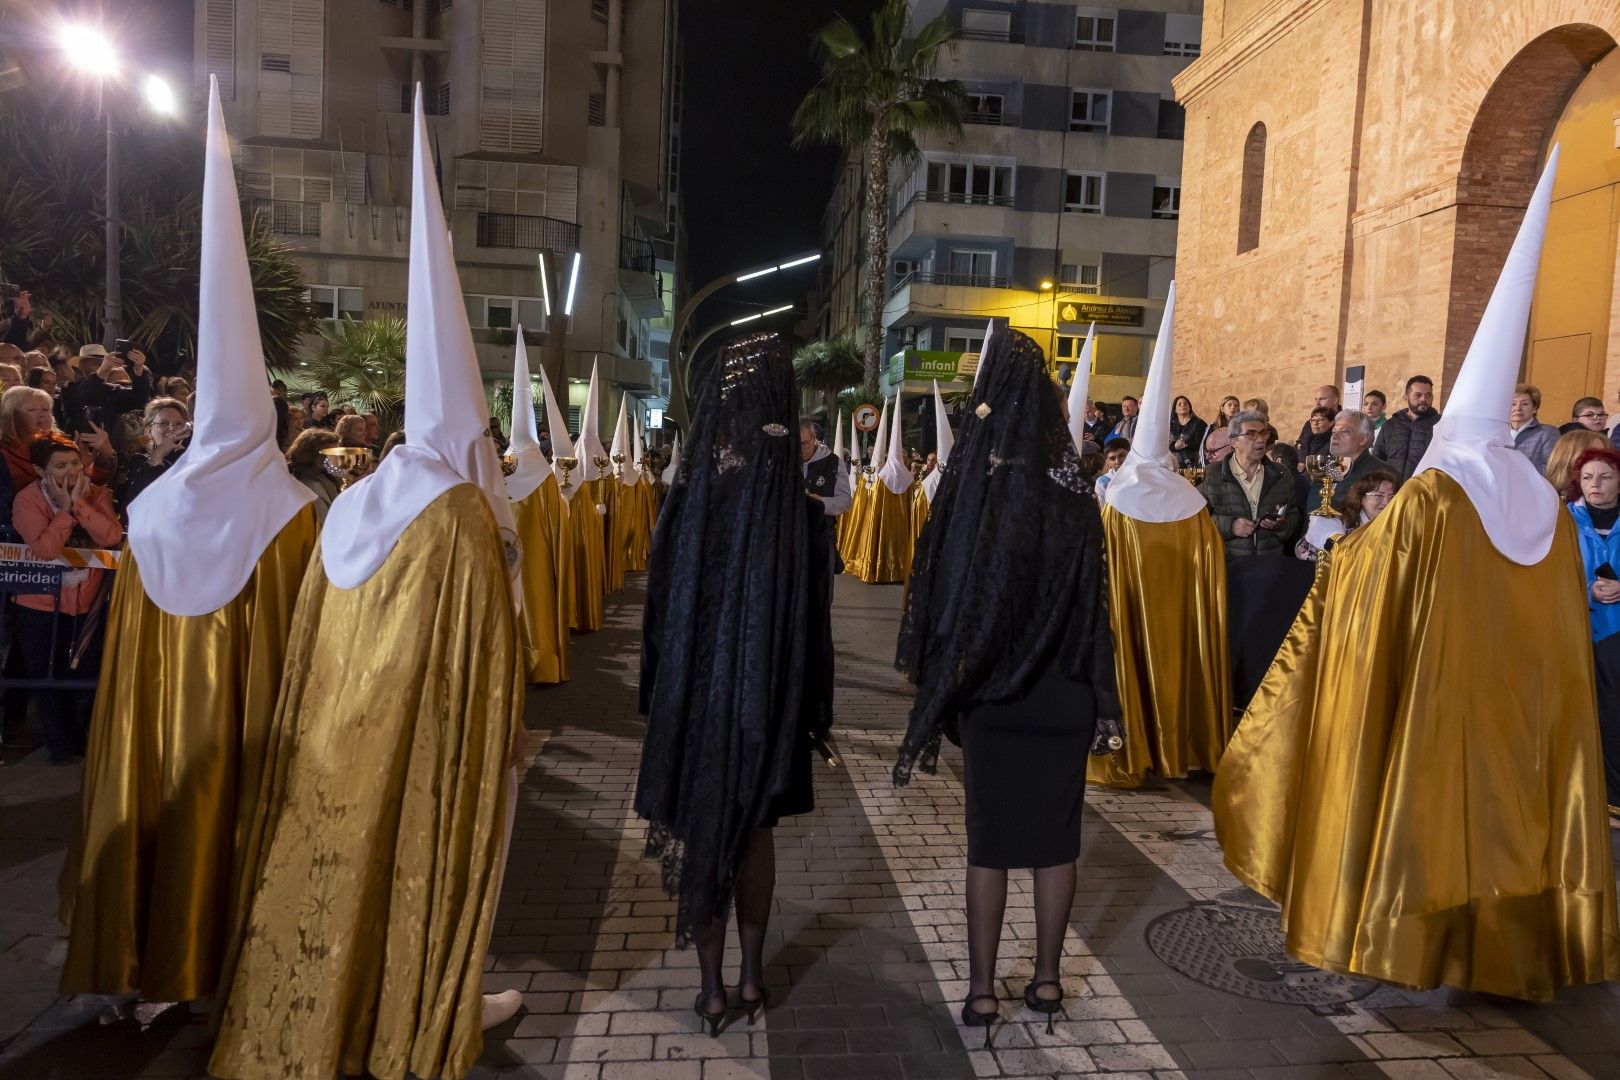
[1375,408,1441,479]
[1198,456,1301,557]
[1169,415,1209,470]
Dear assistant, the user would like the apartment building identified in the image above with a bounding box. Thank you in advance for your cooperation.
[195,0,683,435]
[873,0,1200,408]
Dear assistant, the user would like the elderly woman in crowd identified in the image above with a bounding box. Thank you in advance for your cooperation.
[1,385,60,491]
[1298,406,1335,461]
[1202,395,1240,465]
[1170,395,1208,470]
[285,428,341,522]
[120,397,191,507]
[10,434,124,763]
[1547,429,1609,498]
[1566,447,1620,823]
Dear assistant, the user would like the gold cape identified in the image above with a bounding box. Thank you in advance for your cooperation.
[910,484,930,549]
[624,479,654,572]
[846,480,916,584]
[59,507,317,1002]
[211,485,522,1080]
[838,471,870,568]
[567,488,606,633]
[1213,472,1620,1000]
[598,477,627,593]
[1089,507,1232,789]
[512,475,570,684]
[548,476,577,637]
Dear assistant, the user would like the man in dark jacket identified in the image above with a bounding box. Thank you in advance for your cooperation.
[1374,374,1440,479]
[59,344,155,436]
[1306,410,1382,513]
[1199,410,1300,557]
[1294,384,1340,461]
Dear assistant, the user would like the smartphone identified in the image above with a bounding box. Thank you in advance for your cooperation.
[82,405,105,430]
[1598,563,1618,581]
[113,338,133,355]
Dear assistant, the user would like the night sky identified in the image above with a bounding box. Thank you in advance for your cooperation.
[680,0,881,321]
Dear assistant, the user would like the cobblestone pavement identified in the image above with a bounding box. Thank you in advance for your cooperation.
[2,574,1619,1079]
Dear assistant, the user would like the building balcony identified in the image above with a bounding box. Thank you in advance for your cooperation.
[962,110,1020,127]
[888,269,1010,298]
[475,212,581,253]
[244,198,322,238]
[619,236,657,275]
[957,27,1024,44]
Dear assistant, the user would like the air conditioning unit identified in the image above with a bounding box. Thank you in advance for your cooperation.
[893,260,916,277]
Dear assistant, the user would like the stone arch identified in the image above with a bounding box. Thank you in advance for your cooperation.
[1442,23,1616,392]
[1237,122,1267,255]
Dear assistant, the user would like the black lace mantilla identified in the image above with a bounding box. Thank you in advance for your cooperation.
[893,328,1120,785]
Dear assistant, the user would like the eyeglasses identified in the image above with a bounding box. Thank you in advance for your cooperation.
[1576,411,1609,421]
[1235,430,1269,440]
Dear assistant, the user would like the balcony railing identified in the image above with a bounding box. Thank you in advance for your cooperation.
[957,27,1024,43]
[475,212,581,252]
[897,189,1015,218]
[620,236,657,275]
[889,269,1010,297]
[962,110,1019,127]
[244,198,321,237]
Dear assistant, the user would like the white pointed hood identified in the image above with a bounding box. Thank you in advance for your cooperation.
[1414,148,1561,565]
[632,410,651,484]
[923,380,953,502]
[661,433,682,484]
[849,412,860,465]
[576,358,609,481]
[1067,323,1096,452]
[610,395,635,487]
[128,77,315,617]
[973,319,994,388]
[869,397,890,472]
[322,84,517,588]
[831,409,845,459]
[505,331,552,503]
[538,362,578,501]
[878,386,912,495]
[1104,284,1205,523]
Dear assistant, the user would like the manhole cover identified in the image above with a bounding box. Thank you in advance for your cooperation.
[1145,902,1376,1006]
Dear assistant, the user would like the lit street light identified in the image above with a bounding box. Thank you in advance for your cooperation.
[686,303,800,368]
[55,22,180,346]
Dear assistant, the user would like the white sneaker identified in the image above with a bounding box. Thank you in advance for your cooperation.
[480,989,523,1030]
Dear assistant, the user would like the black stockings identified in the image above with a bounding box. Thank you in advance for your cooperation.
[693,828,775,1013]
[965,860,1076,1006]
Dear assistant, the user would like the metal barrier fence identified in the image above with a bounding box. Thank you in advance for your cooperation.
[0,539,118,692]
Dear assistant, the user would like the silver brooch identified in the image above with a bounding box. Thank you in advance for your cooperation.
[975,403,992,419]
[762,423,789,437]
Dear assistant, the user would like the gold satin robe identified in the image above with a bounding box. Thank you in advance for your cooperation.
[1089,507,1231,789]
[547,476,577,637]
[633,478,657,570]
[512,475,569,684]
[847,480,916,584]
[567,489,606,633]
[617,479,648,574]
[1213,472,1620,1000]
[597,477,628,593]
[60,508,317,1002]
[910,484,930,548]
[211,485,522,1080]
[838,471,868,568]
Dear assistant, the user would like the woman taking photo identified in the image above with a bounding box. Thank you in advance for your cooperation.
[1566,447,1620,823]
[636,331,826,1034]
[121,397,191,507]
[1169,394,1208,470]
[895,327,1120,1046]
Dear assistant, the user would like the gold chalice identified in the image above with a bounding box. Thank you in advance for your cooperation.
[556,455,578,494]
[321,446,374,490]
[1305,454,1339,517]
[500,454,518,477]
[611,449,627,481]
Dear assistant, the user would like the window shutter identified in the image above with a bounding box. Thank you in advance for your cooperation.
[203,0,236,99]
[546,165,578,223]
[480,0,546,152]
[377,76,403,113]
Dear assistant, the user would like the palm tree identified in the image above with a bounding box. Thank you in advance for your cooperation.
[306,317,407,429]
[792,0,963,393]
[793,336,866,411]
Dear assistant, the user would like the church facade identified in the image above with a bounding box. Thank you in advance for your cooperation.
[1172,0,1620,430]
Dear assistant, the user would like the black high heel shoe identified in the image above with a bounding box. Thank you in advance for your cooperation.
[1023,980,1064,1034]
[692,990,727,1038]
[738,982,770,1026]
[960,994,1000,1049]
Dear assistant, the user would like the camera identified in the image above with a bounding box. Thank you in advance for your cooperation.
[0,283,21,300]
[114,338,134,355]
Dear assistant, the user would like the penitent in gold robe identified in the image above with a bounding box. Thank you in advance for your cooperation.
[512,475,569,684]
[837,472,868,568]
[1213,472,1620,1000]
[60,507,317,1003]
[1089,507,1231,789]
[596,478,628,593]
[847,481,916,584]
[623,480,653,572]
[211,485,522,1080]
[569,488,606,632]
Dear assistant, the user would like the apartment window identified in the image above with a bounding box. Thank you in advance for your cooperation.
[1070,90,1110,133]
[1061,263,1101,294]
[258,0,325,140]
[465,294,546,330]
[588,91,606,126]
[202,0,236,99]
[455,160,579,221]
[946,250,997,283]
[1239,123,1266,254]
[479,0,547,152]
[1074,10,1116,51]
[1152,184,1181,219]
[306,285,363,321]
[925,159,1013,205]
[1056,335,1084,360]
[960,9,1012,41]
[963,92,1005,124]
[944,328,987,353]
[1157,100,1186,140]
[1165,13,1202,57]
[1064,172,1105,214]
[591,0,608,22]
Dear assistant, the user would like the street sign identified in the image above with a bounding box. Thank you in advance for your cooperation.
[853,403,880,432]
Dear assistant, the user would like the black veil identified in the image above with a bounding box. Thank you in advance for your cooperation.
[635,331,809,944]
[894,328,1119,783]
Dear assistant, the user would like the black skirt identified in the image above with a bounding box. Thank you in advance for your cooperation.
[1595,632,1620,813]
[959,675,1097,869]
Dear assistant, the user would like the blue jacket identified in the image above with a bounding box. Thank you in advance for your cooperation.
[1569,501,1620,642]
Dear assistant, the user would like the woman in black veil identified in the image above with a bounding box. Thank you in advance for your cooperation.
[636,331,824,1035]
[895,327,1121,1045]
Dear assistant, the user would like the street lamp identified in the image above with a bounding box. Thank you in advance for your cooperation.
[55,22,179,347]
[685,303,799,369]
